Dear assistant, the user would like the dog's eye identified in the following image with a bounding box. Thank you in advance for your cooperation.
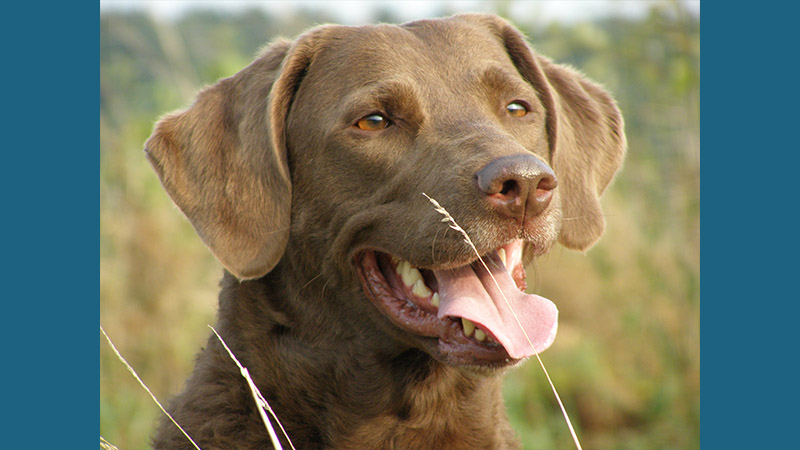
[506,101,528,117]
[356,114,389,131]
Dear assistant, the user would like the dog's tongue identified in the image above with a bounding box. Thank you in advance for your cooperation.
[434,253,558,359]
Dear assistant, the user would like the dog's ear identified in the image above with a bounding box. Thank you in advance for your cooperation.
[461,14,626,251]
[144,33,327,279]
[536,56,626,250]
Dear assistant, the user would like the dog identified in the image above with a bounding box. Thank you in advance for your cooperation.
[144,13,625,450]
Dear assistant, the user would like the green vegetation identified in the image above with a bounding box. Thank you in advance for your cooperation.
[100,3,699,449]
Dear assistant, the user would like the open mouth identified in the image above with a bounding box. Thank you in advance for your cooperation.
[355,240,558,367]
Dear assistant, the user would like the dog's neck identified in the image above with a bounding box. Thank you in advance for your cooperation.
[207,267,521,449]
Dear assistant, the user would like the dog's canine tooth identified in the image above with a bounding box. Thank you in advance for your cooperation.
[431,292,440,307]
[396,260,409,281]
[474,328,486,342]
[498,248,507,267]
[412,279,431,297]
[462,318,475,336]
[401,264,423,287]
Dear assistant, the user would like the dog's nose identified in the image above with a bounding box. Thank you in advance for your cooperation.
[476,154,557,221]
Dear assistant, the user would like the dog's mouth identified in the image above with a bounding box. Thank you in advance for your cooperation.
[355,240,558,367]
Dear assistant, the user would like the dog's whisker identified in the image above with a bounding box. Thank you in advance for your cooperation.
[431,227,439,266]
[293,272,324,302]
[100,326,203,450]
[402,223,413,244]
[423,193,583,450]
[319,279,331,300]
[210,326,296,450]
[262,225,292,235]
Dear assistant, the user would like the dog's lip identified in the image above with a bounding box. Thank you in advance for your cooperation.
[353,243,528,367]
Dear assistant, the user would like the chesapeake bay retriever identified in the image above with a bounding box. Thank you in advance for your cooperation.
[144,13,625,450]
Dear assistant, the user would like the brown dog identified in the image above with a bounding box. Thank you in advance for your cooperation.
[145,13,625,450]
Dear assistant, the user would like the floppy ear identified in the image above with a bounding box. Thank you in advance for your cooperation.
[461,14,626,251]
[536,56,626,250]
[144,35,321,280]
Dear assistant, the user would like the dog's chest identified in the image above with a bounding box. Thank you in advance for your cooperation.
[326,374,520,450]
[333,414,520,450]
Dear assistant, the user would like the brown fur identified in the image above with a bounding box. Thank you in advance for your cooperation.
[145,14,625,450]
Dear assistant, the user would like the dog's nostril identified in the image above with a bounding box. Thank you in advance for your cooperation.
[500,180,518,196]
[533,174,557,201]
[536,175,557,192]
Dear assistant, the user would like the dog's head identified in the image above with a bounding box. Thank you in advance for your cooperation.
[145,14,625,369]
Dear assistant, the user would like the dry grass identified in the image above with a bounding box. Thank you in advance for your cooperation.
[101,322,297,450]
[101,326,203,450]
[209,326,295,450]
[100,436,120,450]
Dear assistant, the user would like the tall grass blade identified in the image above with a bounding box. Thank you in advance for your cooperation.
[422,193,583,450]
[100,436,119,450]
[100,326,203,450]
[209,325,296,450]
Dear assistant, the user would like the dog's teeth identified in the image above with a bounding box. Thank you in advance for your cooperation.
[396,260,409,280]
[431,292,440,307]
[395,260,406,280]
[474,329,486,342]
[401,264,423,287]
[498,248,507,267]
[412,279,431,297]
[462,318,475,337]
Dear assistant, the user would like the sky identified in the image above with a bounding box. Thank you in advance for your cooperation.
[100,0,700,25]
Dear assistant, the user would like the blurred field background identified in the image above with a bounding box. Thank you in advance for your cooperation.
[100,1,699,449]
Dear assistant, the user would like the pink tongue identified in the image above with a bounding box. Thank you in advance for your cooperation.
[434,255,558,359]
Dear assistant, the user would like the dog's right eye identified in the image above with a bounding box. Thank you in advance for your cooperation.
[356,114,389,131]
[506,101,529,117]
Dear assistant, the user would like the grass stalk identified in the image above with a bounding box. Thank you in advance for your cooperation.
[100,326,203,450]
[100,436,120,450]
[209,325,296,450]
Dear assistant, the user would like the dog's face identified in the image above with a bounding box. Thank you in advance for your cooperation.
[145,14,625,370]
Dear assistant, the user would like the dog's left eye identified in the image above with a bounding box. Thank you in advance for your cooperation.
[356,114,390,131]
[506,101,528,117]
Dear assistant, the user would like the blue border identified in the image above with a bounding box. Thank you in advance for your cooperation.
[2,3,98,447]
[702,4,796,449]
[5,2,797,448]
